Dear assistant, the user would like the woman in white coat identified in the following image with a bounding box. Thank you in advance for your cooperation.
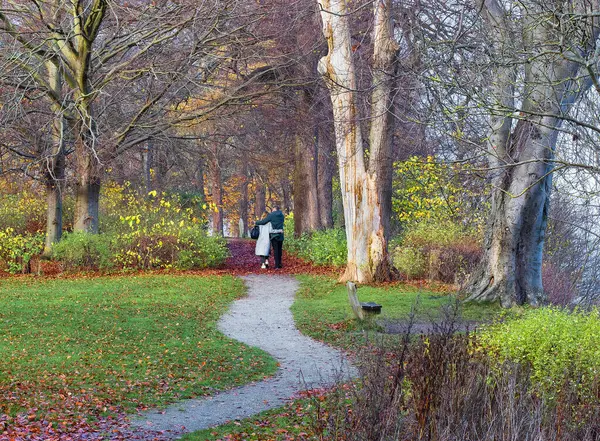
[255,221,272,268]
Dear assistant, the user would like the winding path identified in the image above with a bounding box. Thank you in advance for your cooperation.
[132,274,354,439]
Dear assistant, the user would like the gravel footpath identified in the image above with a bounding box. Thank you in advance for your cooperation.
[132,274,355,439]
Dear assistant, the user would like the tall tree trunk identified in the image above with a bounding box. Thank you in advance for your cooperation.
[142,141,153,194]
[254,179,266,220]
[44,165,64,255]
[469,122,557,306]
[293,129,321,236]
[239,160,249,237]
[73,113,101,234]
[281,177,292,214]
[317,0,398,283]
[73,151,101,233]
[467,0,599,306]
[196,155,206,200]
[43,132,66,255]
[209,144,224,236]
[317,124,334,229]
[43,61,66,255]
[70,1,107,234]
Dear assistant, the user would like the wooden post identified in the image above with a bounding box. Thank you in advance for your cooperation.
[347,281,364,321]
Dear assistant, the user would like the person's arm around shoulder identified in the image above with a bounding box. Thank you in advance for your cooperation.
[255,213,274,226]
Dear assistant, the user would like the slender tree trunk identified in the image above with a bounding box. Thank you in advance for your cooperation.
[317,0,398,283]
[196,155,206,201]
[44,171,64,255]
[281,177,292,214]
[239,160,249,237]
[254,179,266,220]
[155,148,168,192]
[317,126,334,229]
[142,141,153,194]
[43,62,66,255]
[209,144,224,236]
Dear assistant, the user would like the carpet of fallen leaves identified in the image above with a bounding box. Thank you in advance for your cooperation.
[217,239,340,277]
[1,411,169,441]
[1,239,340,441]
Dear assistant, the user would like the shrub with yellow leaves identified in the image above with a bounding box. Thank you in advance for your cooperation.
[53,182,227,271]
[0,228,44,273]
[391,156,486,283]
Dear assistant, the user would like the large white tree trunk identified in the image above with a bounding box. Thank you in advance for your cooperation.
[317,0,398,283]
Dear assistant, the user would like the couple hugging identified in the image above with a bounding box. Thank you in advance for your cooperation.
[254,205,284,269]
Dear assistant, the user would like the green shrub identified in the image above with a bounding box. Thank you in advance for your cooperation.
[392,246,426,279]
[0,191,46,234]
[0,228,44,273]
[479,307,600,400]
[52,232,115,270]
[282,212,303,254]
[112,228,227,271]
[283,214,347,267]
[176,229,228,269]
[303,228,347,266]
[402,219,475,248]
[0,182,75,234]
[113,232,179,269]
[53,228,227,272]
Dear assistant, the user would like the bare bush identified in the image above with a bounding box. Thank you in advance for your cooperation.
[310,314,600,441]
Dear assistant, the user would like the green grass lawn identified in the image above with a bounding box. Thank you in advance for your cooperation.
[0,275,277,421]
[291,275,500,347]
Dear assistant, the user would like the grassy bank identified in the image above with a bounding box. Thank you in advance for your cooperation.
[291,275,499,348]
[0,275,277,422]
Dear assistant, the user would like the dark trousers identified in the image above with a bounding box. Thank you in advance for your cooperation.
[271,237,283,268]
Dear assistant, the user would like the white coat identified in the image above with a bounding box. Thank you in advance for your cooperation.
[255,222,272,256]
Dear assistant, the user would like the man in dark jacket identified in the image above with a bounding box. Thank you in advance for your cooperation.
[255,205,285,269]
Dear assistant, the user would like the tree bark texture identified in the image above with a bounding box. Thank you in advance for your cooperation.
[71,1,108,234]
[317,0,398,283]
[254,179,267,220]
[209,144,224,236]
[43,62,66,255]
[281,177,292,214]
[73,111,101,233]
[292,87,335,235]
[142,142,153,194]
[239,160,249,237]
[317,124,334,229]
[293,129,321,236]
[196,155,206,200]
[467,0,600,306]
